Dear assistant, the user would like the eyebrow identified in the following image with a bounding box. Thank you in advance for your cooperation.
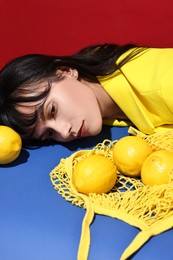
[33,127,47,141]
[38,133,45,141]
[37,101,46,121]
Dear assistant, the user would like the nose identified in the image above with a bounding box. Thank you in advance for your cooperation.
[49,119,72,141]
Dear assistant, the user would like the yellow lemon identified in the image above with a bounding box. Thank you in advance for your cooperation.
[0,126,22,164]
[141,150,173,186]
[72,154,117,195]
[113,136,153,177]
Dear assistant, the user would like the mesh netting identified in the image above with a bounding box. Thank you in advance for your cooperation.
[50,128,173,260]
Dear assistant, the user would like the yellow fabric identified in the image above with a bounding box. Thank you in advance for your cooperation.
[98,48,173,134]
[50,129,173,260]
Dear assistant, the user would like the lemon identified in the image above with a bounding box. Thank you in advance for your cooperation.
[72,154,117,195]
[0,125,22,164]
[113,136,153,177]
[141,150,173,186]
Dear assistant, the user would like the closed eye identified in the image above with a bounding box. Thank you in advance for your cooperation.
[47,129,54,140]
[51,103,56,117]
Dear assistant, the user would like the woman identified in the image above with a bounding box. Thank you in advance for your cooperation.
[0,43,173,142]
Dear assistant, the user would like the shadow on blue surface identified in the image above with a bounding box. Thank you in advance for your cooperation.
[0,149,30,168]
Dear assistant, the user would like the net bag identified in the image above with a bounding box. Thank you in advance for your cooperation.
[50,128,173,260]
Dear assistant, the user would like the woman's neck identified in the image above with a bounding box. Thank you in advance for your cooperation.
[83,80,129,121]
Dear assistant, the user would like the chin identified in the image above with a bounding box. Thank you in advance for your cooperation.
[92,125,102,136]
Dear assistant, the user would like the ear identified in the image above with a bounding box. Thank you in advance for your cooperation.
[56,68,78,79]
[67,68,78,79]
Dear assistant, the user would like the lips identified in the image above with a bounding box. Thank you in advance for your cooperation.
[77,121,85,138]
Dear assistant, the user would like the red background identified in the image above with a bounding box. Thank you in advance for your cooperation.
[1,0,173,69]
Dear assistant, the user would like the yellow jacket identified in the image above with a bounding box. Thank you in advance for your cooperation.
[98,48,173,134]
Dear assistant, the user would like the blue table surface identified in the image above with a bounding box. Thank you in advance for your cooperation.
[0,126,173,260]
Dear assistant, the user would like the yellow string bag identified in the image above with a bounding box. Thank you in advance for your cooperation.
[50,127,173,260]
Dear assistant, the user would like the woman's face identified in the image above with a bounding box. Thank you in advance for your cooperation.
[32,71,103,142]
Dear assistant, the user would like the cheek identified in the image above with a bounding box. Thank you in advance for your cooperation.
[52,80,102,124]
[58,86,96,114]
